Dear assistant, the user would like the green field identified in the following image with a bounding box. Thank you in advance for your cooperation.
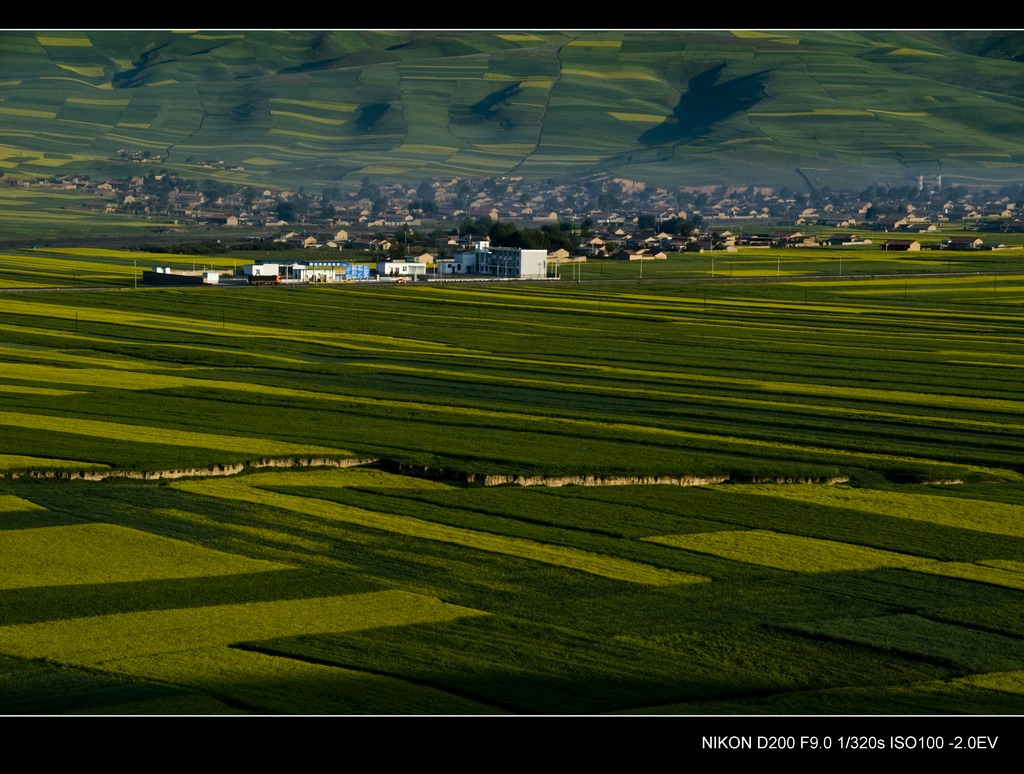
[3,246,1024,714]
[2,31,1024,188]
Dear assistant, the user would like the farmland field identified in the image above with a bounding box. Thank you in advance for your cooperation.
[5,31,1024,189]
[3,247,1024,714]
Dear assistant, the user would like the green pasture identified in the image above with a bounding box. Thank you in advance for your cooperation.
[0,522,287,589]
[1,251,1024,482]
[105,647,496,714]
[0,248,238,288]
[557,247,1024,282]
[0,189,169,241]
[1,251,1024,712]
[172,472,706,587]
[0,590,480,665]
[8,466,1024,713]
[2,31,1024,186]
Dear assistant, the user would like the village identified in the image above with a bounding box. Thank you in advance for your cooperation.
[28,164,1024,226]
[20,166,1024,282]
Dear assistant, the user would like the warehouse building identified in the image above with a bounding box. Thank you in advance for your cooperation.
[446,240,548,279]
[376,260,428,279]
[244,259,370,283]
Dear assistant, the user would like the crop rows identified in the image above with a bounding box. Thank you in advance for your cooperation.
[1,249,1024,712]
[6,465,1024,712]
[1,268,1023,480]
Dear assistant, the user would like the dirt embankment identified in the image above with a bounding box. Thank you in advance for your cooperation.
[371,461,848,487]
[1,457,850,487]
[466,473,849,487]
[2,457,378,482]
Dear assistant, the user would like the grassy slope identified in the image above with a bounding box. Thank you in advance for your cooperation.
[1,30,1023,189]
[2,248,1024,713]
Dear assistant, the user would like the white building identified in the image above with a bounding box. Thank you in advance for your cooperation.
[376,261,428,279]
[447,240,548,279]
[244,260,364,283]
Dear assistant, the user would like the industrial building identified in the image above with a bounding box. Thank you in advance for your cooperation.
[244,259,370,283]
[445,241,548,279]
[240,243,550,285]
[376,261,428,279]
[143,267,221,286]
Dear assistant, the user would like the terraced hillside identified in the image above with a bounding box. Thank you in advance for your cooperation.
[1,30,1024,188]
[3,248,1024,713]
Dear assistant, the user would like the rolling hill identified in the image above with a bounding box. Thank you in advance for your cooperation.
[1,30,1023,190]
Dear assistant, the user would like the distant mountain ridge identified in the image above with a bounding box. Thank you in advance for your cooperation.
[2,30,1023,190]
